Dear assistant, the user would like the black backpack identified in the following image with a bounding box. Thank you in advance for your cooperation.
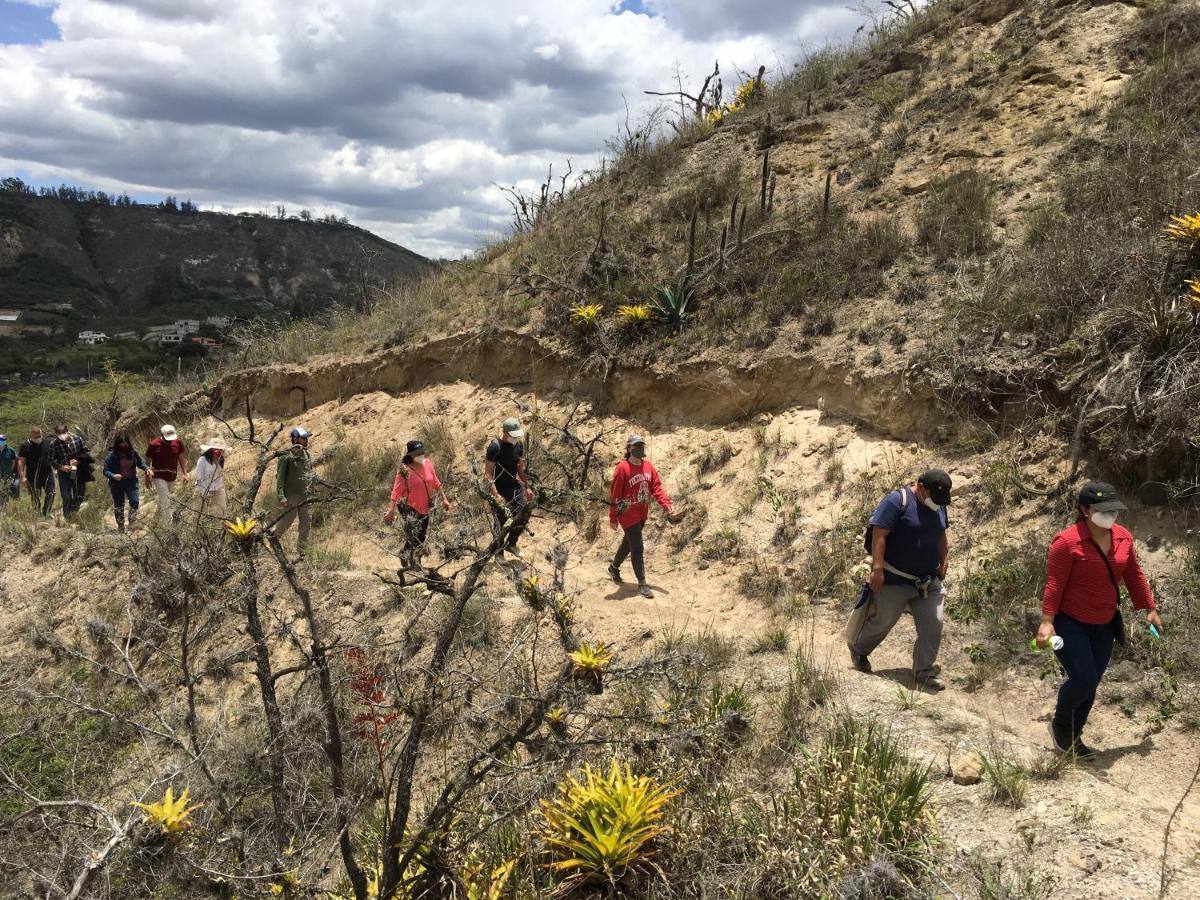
[863,487,909,554]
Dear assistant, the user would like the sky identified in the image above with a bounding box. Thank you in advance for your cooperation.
[0,0,869,258]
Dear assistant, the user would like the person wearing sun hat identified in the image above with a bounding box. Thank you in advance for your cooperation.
[848,468,953,691]
[484,417,534,560]
[193,438,230,519]
[384,439,453,572]
[146,423,188,527]
[1038,481,1162,757]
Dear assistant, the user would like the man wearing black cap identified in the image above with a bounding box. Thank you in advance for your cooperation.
[847,468,952,691]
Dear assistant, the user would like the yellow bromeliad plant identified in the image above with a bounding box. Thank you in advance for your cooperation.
[617,304,652,326]
[538,759,678,889]
[569,641,612,674]
[1163,212,1200,256]
[223,516,259,541]
[1187,277,1200,308]
[132,785,202,835]
[570,303,604,329]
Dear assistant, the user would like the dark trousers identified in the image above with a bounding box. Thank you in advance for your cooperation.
[57,472,81,516]
[493,490,527,549]
[109,478,140,510]
[612,521,646,584]
[1052,612,1115,738]
[30,471,54,515]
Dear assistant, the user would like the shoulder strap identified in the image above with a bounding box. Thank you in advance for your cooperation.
[1089,538,1122,605]
[898,487,909,510]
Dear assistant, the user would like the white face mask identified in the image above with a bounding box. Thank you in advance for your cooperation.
[923,497,941,512]
[1090,511,1117,530]
[412,456,425,466]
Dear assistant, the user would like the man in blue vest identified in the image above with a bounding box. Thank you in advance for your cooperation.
[847,469,952,691]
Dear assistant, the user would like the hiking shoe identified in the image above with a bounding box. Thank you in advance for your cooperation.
[637,584,654,599]
[1048,721,1073,754]
[1072,737,1097,760]
[850,651,872,673]
[607,565,623,584]
[506,546,523,561]
[915,675,946,693]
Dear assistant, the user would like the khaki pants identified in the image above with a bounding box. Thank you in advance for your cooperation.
[276,494,310,548]
[153,477,175,526]
[846,578,945,680]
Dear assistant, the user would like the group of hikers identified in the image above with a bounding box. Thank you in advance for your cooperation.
[0,417,1163,757]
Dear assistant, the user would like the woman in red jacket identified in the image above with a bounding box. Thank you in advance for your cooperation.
[607,434,672,598]
[1037,482,1163,757]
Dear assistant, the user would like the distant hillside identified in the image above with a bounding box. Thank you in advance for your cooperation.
[0,187,433,321]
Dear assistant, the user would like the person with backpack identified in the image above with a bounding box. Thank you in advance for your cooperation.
[484,417,533,560]
[1037,482,1162,757]
[384,439,452,571]
[846,469,952,691]
[275,426,313,554]
[192,440,229,518]
[47,425,88,519]
[146,424,188,527]
[102,432,149,532]
[18,427,54,515]
[607,434,673,599]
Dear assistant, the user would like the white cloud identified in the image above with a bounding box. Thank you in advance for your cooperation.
[0,0,867,257]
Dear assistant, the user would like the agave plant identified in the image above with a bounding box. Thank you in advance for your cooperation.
[1163,212,1200,257]
[538,759,678,889]
[616,304,652,326]
[569,303,605,329]
[1187,277,1200,309]
[132,785,202,835]
[650,277,697,327]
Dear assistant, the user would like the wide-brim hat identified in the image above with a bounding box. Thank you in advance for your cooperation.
[200,438,229,454]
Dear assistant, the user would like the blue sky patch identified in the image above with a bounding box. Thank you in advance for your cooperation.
[614,0,654,16]
[0,1,59,45]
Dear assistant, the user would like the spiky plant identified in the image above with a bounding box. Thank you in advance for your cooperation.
[223,517,260,541]
[650,277,696,326]
[569,303,604,329]
[1163,212,1200,258]
[132,785,202,835]
[616,304,652,326]
[569,641,612,674]
[1187,277,1200,308]
[538,759,678,890]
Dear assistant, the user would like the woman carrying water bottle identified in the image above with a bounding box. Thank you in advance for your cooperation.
[1038,482,1163,757]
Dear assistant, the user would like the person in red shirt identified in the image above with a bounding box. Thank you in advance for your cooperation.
[1037,482,1163,757]
[607,434,672,598]
[145,424,188,527]
[384,440,452,572]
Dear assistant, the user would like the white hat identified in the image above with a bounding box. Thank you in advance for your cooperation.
[161,424,178,441]
[200,438,229,453]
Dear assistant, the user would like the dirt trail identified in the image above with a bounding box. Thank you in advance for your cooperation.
[14,379,1199,899]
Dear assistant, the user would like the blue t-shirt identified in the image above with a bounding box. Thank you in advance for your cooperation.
[870,487,948,584]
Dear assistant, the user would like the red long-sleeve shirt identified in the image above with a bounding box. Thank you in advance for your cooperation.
[1041,520,1155,624]
[608,458,671,529]
[390,460,442,515]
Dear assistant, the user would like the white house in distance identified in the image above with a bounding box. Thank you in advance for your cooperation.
[205,315,232,329]
[77,330,109,345]
[0,309,20,323]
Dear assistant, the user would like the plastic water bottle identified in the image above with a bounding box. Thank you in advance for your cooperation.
[1029,636,1064,652]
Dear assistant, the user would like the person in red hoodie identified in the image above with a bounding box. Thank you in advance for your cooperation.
[607,434,672,598]
[1037,481,1163,757]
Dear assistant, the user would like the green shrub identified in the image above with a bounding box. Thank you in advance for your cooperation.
[916,169,994,260]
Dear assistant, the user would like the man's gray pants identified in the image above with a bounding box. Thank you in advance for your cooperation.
[846,579,944,680]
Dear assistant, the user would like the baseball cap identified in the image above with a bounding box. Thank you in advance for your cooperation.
[626,434,645,446]
[0,435,7,445]
[290,426,311,442]
[502,417,524,439]
[160,424,178,441]
[918,469,953,506]
[1078,481,1126,512]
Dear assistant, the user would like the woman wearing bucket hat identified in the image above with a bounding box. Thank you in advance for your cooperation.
[193,439,229,518]
[1038,481,1162,757]
[607,434,672,598]
[384,439,452,571]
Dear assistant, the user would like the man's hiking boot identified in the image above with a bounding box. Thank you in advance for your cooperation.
[1048,721,1073,754]
[850,651,872,673]
[607,565,623,585]
[915,675,946,693]
[1072,737,1097,760]
[637,583,654,599]
[506,546,523,561]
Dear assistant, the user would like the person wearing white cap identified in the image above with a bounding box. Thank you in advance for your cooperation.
[193,439,229,519]
[484,417,534,559]
[275,426,313,553]
[607,434,672,598]
[145,424,188,527]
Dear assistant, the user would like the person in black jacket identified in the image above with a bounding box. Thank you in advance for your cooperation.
[17,427,55,515]
[46,425,88,518]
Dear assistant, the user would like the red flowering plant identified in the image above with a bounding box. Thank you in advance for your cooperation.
[345,647,400,788]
